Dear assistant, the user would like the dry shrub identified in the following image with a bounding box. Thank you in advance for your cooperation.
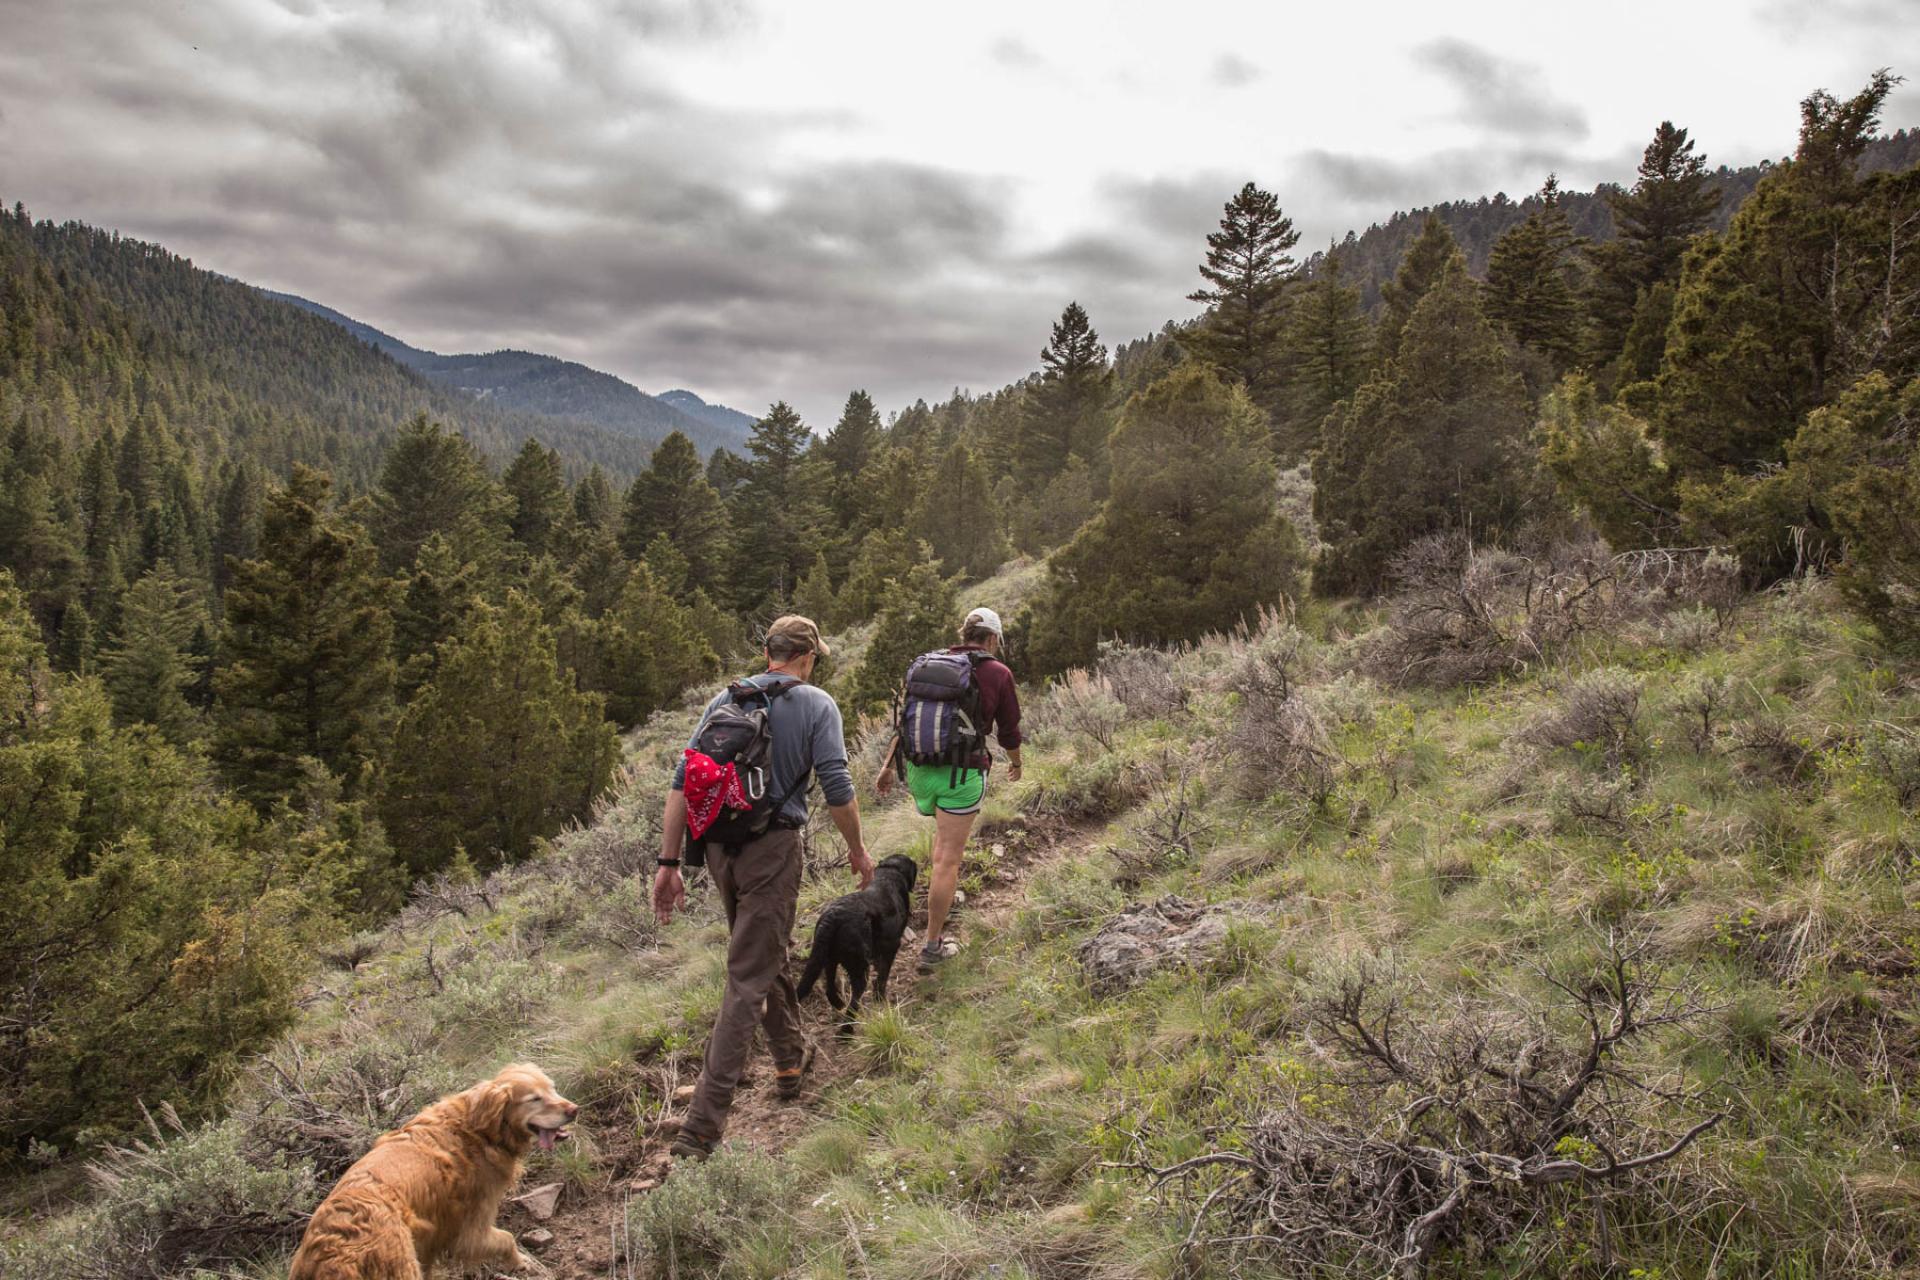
[1732,718,1830,788]
[1114,768,1211,890]
[1095,642,1187,719]
[1862,723,1920,810]
[1673,671,1735,754]
[1224,640,1337,809]
[1127,933,1723,1278]
[1036,668,1130,752]
[1367,535,1739,689]
[1520,667,1645,769]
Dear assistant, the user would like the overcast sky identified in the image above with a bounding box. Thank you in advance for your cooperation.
[2,0,1915,426]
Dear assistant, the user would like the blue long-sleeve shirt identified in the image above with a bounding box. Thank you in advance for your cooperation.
[671,673,854,826]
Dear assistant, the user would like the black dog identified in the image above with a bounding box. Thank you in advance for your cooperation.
[796,854,918,1024]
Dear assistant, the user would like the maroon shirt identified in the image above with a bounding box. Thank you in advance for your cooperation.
[950,645,1022,771]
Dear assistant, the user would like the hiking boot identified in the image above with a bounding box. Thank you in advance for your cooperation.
[917,937,961,972]
[669,1131,717,1162]
[773,1039,817,1102]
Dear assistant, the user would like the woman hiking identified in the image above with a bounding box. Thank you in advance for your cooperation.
[876,606,1023,971]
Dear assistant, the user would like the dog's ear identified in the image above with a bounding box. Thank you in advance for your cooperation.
[466,1081,513,1143]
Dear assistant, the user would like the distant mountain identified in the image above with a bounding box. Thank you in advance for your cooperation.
[1315,128,1920,312]
[657,389,759,441]
[270,292,754,455]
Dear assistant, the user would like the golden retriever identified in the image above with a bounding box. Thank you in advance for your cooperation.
[289,1063,577,1279]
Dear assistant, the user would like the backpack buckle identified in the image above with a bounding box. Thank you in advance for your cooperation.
[745,766,766,800]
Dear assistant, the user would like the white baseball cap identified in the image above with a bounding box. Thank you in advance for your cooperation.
[963,606,1003,636]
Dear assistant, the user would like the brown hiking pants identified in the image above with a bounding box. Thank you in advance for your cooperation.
[680,826,806,1145]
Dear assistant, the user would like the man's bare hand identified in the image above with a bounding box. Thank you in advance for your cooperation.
[876,767,897,798]
[849,845,875,889]
[652,867,686,924]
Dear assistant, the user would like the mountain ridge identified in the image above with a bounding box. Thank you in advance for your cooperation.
[267,291,754,454]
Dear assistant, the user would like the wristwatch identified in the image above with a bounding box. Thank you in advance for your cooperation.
[656,857,682,868]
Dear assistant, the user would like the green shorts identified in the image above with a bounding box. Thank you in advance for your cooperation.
[905,761,985,817]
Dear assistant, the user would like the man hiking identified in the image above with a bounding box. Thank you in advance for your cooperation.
[654,615,873,1160]
[876,606,1022,971]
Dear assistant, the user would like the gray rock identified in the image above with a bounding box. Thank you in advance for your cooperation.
[1078,896,1256,995]
[515,1181,563,1221]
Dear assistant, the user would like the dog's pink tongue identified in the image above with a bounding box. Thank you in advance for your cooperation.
[537,1129,558,1152]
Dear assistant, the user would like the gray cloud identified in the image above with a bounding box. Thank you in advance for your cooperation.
[1413,38,1589,140]
[1212,53,1262,88]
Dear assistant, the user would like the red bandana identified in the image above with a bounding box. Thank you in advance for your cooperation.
[682,749,752,839]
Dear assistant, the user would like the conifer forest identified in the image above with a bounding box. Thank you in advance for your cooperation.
[1,10,1918,1276]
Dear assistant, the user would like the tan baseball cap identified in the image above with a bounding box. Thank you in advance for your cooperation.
[766,614,830,658]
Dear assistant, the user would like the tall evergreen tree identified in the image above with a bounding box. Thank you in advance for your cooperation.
[369,415,509,575]
[620,430,729,588]
[1482,176,1585,370]
[1020,302,1111,483]
[502,438,567,559]
[214,465,395,807]
[99,561,206,744]
[383,592,619,874]
[580,563,717,727]
[211,462,261,598]
[1651,72,1918,577]
[822,390,883,484]
[392,533,483,697]
[1277,257,1374,458]
[1378,215,1463,358]
[1187,183,1300,412]
[844,555,958,714]
[1314,263,1541,595]
[1029,364,1303,674]
[1588,122,1721,366]
[570,464,618,537]
[730,402,826,609]
[912,439,1009,579]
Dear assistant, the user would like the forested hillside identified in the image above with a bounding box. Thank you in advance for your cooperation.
[1318,126,1920,313]
[269,292,754,455]
[2,67,1918,1280]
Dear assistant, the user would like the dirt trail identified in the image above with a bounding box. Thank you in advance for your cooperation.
[500,815,1093,1279]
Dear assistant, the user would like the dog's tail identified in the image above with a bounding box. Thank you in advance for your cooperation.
[796,921,834,1004]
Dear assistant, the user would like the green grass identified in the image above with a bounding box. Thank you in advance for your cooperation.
[8,579,1919,1279]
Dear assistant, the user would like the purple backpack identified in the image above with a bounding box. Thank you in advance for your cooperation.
[897,650,988,771]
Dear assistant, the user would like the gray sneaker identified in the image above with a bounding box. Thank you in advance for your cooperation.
[917,937,961,972]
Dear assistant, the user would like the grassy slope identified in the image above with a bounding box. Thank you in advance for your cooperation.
[6,574,1918,1279]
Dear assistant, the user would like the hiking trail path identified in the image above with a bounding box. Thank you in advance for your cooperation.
[501,816,1095,1279]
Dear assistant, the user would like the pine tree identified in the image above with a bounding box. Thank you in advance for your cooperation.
[1588,122,1721,365]
[581,564,718,727]
[1314,263,1540,595]
[823,390,882,486]
[912,440,1009,579]
[1186,183,1300,412]
[211,462,261,598]
[99,561,207,744]
[844,555,958,714]
[620,430,729,588]
[792,550,837,624]
[1652,72,1918,578]
[1029,364,1303,674]
[730,402,826,609]
[502,438,567,558]
[1021,302,1111,484]
[369,415,509,575]
[383,592,619,873]
[571,465,618,537]
[833,527,931,629]
[1277,257,1374,458]
[1378,216,1464,358]
[1007,454,1097,555]
[392,533,482,697]
[1482,176,1585,370]
[214,465,395,807]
